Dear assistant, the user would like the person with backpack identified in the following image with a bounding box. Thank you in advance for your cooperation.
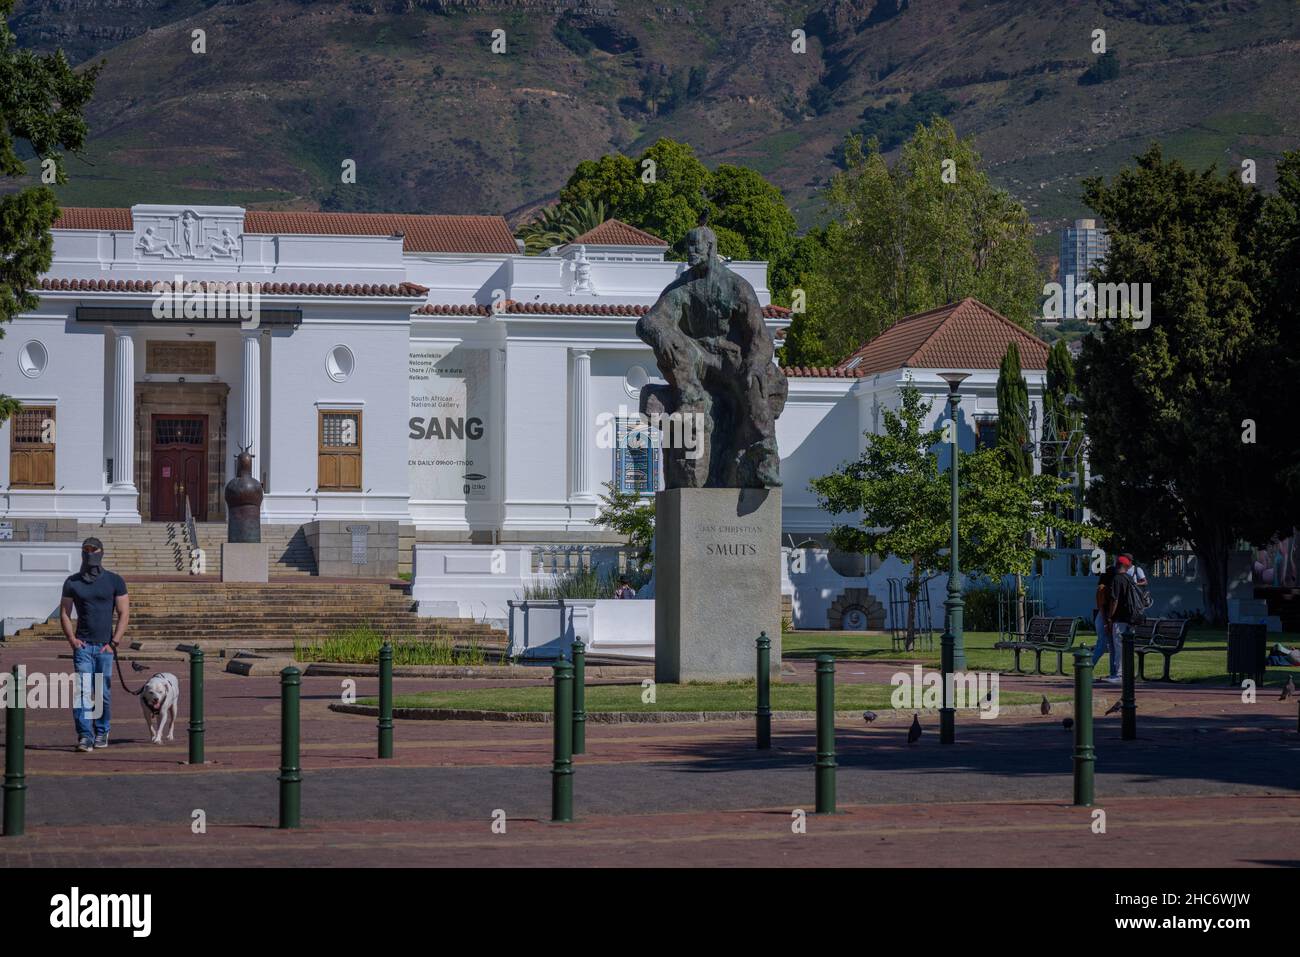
[1105,554,1150,684]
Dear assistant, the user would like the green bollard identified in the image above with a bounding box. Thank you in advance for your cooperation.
[3,665,26,837]
[278,666,301,829]
[1072,647,1095,807]
[571,639,586,756]
[939,628,956,745]
[378,641,394,759]
[814,654,836,814]
[1120,627,1136,741]
[188,646,205,765]
[755,632,772,750]
[551,660,574,823]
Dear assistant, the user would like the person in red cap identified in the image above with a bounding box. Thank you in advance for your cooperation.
[1103,554,1143,684]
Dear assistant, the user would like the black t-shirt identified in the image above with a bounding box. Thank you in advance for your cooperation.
[61,571,127,643]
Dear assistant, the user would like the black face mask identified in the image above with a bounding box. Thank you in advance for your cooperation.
[81,551,103,581]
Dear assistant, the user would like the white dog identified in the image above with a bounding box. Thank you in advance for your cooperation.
[140,673,181,744]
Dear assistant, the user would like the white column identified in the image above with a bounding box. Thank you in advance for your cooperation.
[240,331,261,464]
[570,348,595,501]
[111,330,136,490]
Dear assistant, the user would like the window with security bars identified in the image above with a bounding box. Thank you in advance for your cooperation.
[614,417,659,495]
[154,417,204,446]
[318,410,362,491]
[9,406,55,488]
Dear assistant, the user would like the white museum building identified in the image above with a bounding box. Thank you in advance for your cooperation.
[1,204,1242,645]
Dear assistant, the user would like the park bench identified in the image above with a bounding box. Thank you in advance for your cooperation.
[995,615,1080,676]
[1129,618,1191,681]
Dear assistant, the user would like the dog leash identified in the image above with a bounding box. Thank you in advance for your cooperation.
[107,641,148,699]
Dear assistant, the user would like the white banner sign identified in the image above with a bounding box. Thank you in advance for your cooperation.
[408,346,490,501]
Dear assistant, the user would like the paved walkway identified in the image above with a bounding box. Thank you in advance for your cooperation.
[1,643,1297,866]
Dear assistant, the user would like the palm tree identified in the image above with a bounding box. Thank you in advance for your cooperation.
[516,198,609,254]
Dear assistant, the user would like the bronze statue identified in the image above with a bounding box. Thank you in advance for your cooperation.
[636,223,788,488]
[224,444,263,543]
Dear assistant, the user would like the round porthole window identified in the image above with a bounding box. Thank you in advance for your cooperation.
[624,364,649,398]
[326,344,354,382]
[18,340,47,378]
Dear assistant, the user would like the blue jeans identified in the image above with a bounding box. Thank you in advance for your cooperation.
[72,643,113,739]
[1091,611,1118,678]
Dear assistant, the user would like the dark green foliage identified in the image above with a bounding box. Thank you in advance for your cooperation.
[1079,51,1120,85]
[553,16,593,56]
[996,342,1032,479]
[833,90,956,164]
[1077,144,1295,624]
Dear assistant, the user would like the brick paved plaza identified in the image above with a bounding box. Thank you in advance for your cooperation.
[1,643,1296,868]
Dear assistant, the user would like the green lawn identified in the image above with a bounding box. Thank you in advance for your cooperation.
[781,628,1300,687]
[358,682,1058,713]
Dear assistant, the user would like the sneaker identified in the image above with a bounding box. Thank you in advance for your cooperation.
[93,734,108,749]
[76,737,94,752]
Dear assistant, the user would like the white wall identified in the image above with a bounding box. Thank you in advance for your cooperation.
[0,542,81,631]
[264,311,411,522]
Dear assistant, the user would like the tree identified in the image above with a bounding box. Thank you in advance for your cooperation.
[1043,339,1084,545]
[590,481,655,570]
[996,342,1032,480]
[1255,152,1300,519]
[0,0,100,423]
[811,382,948,648]
[1077,144,1283,624]
[786,118,1042,366]
[555,139,800,299]
[515,198,608,254]
[959,447,1100,583]
[812,381,1101,644]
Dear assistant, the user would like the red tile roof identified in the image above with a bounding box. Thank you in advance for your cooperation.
[414,301,791,318]
[52,207,519,254]
[838,298,1048,375]
[570,219,668,247]
[37,277,429,298]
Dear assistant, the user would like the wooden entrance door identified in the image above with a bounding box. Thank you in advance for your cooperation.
[151,415,208,521]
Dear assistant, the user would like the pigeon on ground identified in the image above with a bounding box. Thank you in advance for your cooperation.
[1062,717,1074,731]
[1105,699,1123,716]
[1040,695,1051,715]
[862,710,878,724]
[1281,675,1296,701]
[131,661,148,673]
[907,713,922,744]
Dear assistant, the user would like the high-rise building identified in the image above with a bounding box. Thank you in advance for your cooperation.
[1058,218,1110,320]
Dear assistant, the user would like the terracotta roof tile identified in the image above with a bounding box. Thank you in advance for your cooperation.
[37,277,428,297]
[570,219,668,247]
[53,208,519,254]
[781,365,858,378]
[414,301,790,318]
[838,298,1048,375]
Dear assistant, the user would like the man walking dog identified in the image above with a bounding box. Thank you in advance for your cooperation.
[60,537,130,752]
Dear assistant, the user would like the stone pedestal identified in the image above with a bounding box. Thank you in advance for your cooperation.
[654,487,782,682]
[221,543,268,582]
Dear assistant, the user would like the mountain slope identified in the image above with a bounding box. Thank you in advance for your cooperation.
[13,0,1300,242]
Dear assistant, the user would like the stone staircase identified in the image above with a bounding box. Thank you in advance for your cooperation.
[12,580,504,647]
[74,522,317,577]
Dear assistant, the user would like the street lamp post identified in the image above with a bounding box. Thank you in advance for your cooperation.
[938,371,970,745]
